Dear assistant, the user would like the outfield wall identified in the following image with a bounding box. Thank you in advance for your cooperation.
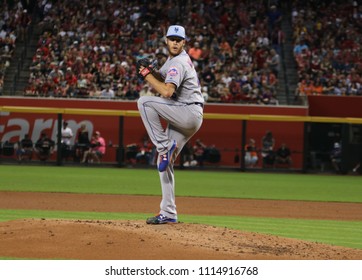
[3,96,360,169]
[0,97,308,168]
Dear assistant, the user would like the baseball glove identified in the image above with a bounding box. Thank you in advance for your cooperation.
[137,57,154,79]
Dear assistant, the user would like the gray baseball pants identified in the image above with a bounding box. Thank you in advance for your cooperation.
[137,96,203,219]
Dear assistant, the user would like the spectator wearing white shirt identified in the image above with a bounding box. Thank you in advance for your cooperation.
[100,84,115,99]
[61,121,73,160]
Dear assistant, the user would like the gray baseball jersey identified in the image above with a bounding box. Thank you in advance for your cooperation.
[137,49,204,220]
[159,50,204,104]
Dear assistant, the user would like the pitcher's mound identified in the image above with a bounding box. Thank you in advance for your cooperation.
[1,219,361,260]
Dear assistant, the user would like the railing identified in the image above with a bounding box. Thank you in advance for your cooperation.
[1,106,362,124]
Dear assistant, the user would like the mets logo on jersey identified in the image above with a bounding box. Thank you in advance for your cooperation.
[167,67,179,77]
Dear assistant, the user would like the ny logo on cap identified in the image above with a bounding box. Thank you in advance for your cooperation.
[166,25,185,38]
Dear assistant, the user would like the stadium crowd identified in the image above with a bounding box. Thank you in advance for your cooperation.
[3,0,361,104]
[20,0,282,105]
[292,0,362,101]
[1,0,33,95]
[1,2,28,94]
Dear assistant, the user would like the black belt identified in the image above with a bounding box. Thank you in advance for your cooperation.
[187,102,204,108]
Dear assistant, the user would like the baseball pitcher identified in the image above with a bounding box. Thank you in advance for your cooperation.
[137,25,204,224]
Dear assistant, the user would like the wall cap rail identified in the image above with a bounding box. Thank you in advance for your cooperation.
[1,106,362,124]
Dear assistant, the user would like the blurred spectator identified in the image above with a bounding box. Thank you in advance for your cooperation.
[125,143,139,165]
[323,80,335,95]
[267,5,282,35]
[139,84,155,97]
[182,141,197,167]
[201,65,216,89]
[266,48,280,77]
[61,121,73,161]
[293,39,309,57]
[201,86,209,102]
[89,83,101,98]
[219,37,233,62]
[312,80,324,95]
[188,41,203,68]
[48,64,63,87]
[203,144,221,164]
[295,79,313,104]
[82,131,106,164]
[193,139,206,167]
[135,136,155,165]
[16,134,33,162]
[238,47,253,68]
[275,142,293,168]
[207,86,222,102]
[261,130,276,167]
[245,138,258,168]
[74,123,90,162]
[34,132,55,161]
[16,8,31,41]
[254,46,269,70]
[125,82,140,100]
[270,25,285,54]
[347,81,361,96]
[100,84,115,99]
[330,142,342,173]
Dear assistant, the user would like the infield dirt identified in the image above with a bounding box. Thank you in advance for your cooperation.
[1,191,362,260]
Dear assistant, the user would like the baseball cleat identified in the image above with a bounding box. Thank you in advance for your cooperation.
[146,214,177,224]
[158,140,177,172]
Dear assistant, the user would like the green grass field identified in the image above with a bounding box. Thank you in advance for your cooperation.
[1,165,362,202]
[0,165,362,250]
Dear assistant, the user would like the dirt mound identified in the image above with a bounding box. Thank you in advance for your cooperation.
[1,219,362,260]
[1,191,362,260]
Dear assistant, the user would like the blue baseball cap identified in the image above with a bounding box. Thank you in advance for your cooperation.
[166,25,186,39]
